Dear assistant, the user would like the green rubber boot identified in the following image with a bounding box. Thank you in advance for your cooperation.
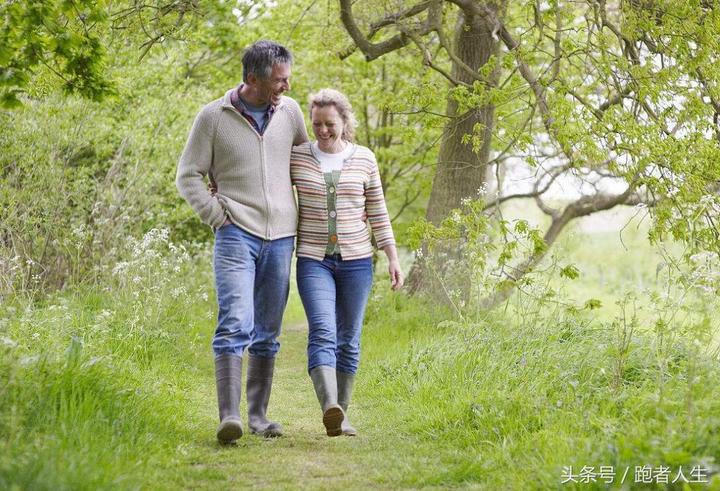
[309,366,344,437]
[215,354,243,444]
[337,371,358,436]
[246,354,283,438]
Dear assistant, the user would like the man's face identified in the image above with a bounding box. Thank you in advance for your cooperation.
[252,63,291,105]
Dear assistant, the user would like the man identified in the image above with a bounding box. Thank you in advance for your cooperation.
[176,40,308,443]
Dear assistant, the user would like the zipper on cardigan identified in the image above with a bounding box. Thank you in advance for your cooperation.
[224,103,279,239]
[259,140,271,238]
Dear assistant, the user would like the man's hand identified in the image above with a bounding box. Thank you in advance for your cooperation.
[209,181,229,227]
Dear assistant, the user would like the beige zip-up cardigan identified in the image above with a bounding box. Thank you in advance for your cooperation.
[176,89,308,238]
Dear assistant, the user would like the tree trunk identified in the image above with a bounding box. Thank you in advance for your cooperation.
[408,5,501,299]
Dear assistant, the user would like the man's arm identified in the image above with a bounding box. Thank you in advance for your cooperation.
[176,106,226,228]
[290,99,310,145]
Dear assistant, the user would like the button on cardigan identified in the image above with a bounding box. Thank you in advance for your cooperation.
[290,142,396,260]
[324,170,341,255]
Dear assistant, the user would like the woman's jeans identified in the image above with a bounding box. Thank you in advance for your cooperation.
[213,224,294,358]
[297,255,373,374]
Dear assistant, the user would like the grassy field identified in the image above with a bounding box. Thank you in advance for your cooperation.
[2,219,720,490]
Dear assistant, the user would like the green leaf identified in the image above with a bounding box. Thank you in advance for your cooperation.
[559,264,580,280]
[1,90,22,108]
[584,298,602,310]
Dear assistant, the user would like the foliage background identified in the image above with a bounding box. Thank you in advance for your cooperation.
[2,0,720,489]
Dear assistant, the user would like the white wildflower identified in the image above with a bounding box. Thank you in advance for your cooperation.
[1,337,17,348]
[170,286,187,299]
[71,224,87,240]
[20,355,40,366]
[113,261,129,275]
[699,194,715,206]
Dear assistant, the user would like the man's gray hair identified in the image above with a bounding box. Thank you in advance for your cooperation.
[242,40,293,82]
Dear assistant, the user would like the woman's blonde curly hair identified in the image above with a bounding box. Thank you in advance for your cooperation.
[308,88,358,142]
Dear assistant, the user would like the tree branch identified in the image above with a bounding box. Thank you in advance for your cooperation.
[405,29,470,87]
[338,0,437,61]
[369,0,435,32]
[479,183,645,308]
[482,163,569,212]
[436,23,487,84]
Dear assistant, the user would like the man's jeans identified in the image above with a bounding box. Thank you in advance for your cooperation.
[297,255,373,374]
[213,224,294,358]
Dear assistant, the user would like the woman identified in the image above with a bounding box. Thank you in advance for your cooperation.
[291,88,403,437]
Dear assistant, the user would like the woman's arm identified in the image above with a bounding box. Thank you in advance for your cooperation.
[363,149,404,290]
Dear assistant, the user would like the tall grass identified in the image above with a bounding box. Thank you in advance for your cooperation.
[0,229,213,490]
[359,217,720,489]
[2,221,720,489]
[363,295,720,488]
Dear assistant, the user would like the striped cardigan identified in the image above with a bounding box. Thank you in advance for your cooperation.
[290,142,396,260]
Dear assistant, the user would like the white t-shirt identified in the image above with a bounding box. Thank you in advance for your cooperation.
[312,142,354,172]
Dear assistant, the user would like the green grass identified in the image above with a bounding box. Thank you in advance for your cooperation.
[2,224,720,489]
[362,296,720,489]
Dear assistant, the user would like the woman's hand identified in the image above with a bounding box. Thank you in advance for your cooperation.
[382,245,404,290]
[388,259,404,290]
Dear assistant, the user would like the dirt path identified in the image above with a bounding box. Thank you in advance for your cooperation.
[162,322,411,490]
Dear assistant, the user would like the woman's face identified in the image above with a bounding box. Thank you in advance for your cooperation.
[311,105,345,148]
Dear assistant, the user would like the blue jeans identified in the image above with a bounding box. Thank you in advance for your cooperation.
[297,255,373,374]
[213,224,294,358]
